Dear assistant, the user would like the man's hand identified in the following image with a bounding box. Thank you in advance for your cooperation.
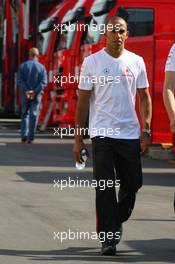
[29,90,35,99]
[26,90,35,99]
[73,140,87,163]
[25,91,29,98]
[140,131,151,155]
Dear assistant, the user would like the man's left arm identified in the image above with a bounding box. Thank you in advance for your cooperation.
[163,71,175,133]
[137,88,152,153]
[35,67,47,96]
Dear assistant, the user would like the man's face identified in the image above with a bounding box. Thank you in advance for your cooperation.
[105,18,128,49]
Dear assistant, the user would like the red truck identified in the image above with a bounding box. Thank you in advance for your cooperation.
[54,0,175,145]
[51,0,94,128]
[0,0,60,116]
[37,0,78,129]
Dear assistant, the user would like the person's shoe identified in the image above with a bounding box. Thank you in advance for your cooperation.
[101,240,116,256]
[115,224,123,245]
[21,137,27,143]
[27,140,33,144]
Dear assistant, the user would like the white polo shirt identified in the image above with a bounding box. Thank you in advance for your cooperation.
[78,48,149,139]
[165,44,175,72]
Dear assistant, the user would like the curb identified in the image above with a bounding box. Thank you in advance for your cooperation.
[148,144,175,160]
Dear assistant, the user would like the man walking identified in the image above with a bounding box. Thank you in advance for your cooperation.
[73,16,152,255]
[17,47,47,143]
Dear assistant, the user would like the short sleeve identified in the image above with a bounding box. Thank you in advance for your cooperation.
[78,58,94,90]
[136,57,149,89]
[165,44,175,72]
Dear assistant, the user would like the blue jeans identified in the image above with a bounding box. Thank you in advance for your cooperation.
[21,95,41,141]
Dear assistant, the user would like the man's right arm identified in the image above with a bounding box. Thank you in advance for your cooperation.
[73,57,93,162]
[163,71,175,133]
[73,89,91,163]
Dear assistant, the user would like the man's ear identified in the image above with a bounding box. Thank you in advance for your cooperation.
[104,26,107,36]
[126,30,129,39]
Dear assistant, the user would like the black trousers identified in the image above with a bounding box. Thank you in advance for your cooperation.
[92,137,142,236]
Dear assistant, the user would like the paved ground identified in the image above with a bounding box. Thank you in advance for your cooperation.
[0,124,174,264]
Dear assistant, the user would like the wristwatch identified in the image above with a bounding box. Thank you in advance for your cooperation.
[142,128,151,136]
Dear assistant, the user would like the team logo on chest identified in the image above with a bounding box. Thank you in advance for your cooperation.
[103,68,110,75]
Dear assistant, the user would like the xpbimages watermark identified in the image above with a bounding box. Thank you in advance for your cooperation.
[53,177,120,191]
[53,73,121,86]
[53,229,121,243]
[53,126,120,138]
[53,22,121,35]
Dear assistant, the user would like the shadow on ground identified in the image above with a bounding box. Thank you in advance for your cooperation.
[16,170,175,187]
[0,239,174,262]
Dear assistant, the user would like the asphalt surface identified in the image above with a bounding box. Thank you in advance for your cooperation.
[0,124,175,264]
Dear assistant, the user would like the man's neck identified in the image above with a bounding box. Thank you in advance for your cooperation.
[105,47,124,58]
[30,57,38,61]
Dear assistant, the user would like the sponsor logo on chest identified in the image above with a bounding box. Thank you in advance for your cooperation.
[122,67,133,78]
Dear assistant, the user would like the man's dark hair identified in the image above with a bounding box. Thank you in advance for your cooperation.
[105,16,128,32]
[104,7,129,30]
[116,7,129,22]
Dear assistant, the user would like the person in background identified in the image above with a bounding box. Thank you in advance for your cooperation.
[17,47,47,143]
[163,43,175,211]
[163,43,175,133]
